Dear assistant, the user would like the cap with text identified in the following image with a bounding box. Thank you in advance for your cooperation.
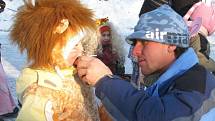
[127,5,189,48]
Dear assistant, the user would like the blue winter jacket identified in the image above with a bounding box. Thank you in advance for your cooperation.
[95,48,215,121]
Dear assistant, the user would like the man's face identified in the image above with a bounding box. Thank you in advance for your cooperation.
[132,40,176,75]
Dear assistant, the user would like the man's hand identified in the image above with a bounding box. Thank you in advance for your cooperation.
[75,56,112,86]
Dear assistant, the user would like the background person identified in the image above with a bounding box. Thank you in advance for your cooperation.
[96,17,125,76]
[0,0,19,119]
[0,0,5,13]
[183,1,215,73]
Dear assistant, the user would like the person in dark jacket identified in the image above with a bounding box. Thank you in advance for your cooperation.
[0,0,5,13]
[138,0,201,17]
[73,5,215,121]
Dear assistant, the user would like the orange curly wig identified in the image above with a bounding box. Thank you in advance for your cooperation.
[10,0,96,70]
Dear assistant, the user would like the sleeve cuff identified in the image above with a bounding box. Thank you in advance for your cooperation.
[95,75,121,99]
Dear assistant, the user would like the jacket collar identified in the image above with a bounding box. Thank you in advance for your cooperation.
[146,47,199,96]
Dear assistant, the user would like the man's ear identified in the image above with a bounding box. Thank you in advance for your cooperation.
[167,45,177,53]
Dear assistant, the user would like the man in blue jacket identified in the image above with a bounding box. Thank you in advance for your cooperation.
[75,5,215,121]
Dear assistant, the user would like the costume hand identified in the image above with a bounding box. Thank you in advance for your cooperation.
[76,56,112,86]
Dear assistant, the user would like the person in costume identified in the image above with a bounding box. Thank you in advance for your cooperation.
[96,18,125,76]
[10,0,100,120]
[183,1,215,73]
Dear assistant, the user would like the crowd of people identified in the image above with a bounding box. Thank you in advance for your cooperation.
[1,0,215,121]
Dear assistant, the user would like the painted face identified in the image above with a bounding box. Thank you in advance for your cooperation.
[100,31,111,45]
[132,40,175,75]
[67,42,83,66]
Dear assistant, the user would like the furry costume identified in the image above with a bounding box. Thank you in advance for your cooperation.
[10,0,100,120]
